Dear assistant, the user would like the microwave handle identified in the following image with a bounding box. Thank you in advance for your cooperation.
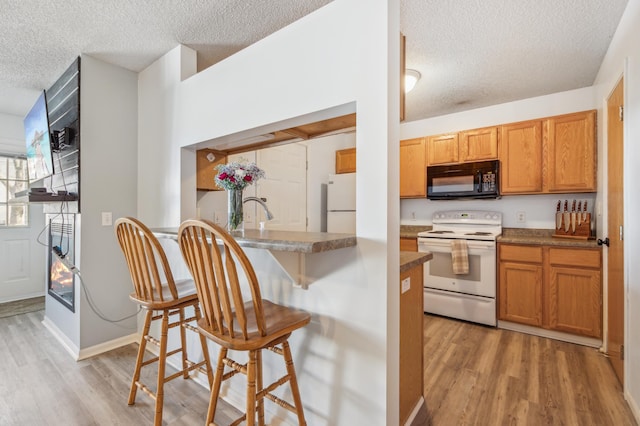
[477,171,483,193]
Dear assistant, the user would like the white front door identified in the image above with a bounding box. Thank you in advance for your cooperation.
[0,206,47,303]
[256,143,307,231]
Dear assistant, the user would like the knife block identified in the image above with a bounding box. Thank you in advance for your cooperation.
[553,213,592,239]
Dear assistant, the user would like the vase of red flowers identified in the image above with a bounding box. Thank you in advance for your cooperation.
[215,161,265,232]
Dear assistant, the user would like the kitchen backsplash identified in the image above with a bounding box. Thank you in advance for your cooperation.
[401,193,598,230]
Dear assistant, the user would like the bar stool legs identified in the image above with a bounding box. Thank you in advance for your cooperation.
[128,309,153,406]
[128,305,213,426]
[204,344,307,426]
[283,342,306,426]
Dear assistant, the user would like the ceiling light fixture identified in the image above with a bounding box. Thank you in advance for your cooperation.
[405,69,421,93]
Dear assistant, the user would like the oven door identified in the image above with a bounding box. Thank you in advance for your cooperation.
[417,237,496,297]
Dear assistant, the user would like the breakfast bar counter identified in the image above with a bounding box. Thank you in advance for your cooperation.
[152,227,357,288]
[152,228,357,253]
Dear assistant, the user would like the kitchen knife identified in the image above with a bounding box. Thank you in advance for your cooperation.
[583,200,588,222]
[564,200,570,233]
[577,201,582,226]
[556,200,562,230]
[571,199,577,234]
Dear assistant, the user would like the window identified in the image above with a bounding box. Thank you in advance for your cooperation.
[0,155,29,227]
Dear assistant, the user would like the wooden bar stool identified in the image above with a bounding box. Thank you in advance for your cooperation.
[178,219,311,426]
[114,217,214,426]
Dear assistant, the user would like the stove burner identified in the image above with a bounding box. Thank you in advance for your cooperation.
[428,230,454,234]
[465,231,493,236]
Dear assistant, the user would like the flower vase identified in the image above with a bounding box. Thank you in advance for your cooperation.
[227,189,244,233]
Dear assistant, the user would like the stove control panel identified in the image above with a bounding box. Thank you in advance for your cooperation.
[432,210,502,225]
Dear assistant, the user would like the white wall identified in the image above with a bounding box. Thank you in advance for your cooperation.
[138,45,198,228]
[0,113,26,154]
[0,112,47,303]
[77,55,138,348]
[592,0,640,419]
[400,87,599,229]
[138,0,400,424]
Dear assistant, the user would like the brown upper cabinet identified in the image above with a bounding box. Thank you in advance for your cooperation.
[459,126,499,162]
[196,149,227,191]
[500,110,596,194]
[546,110,597,192]
[398,109,595,199]
[427,126,498,166]
[335,148,356,174]
[500,119,544,193]
[426,133,458,165]
[400,138,427,198]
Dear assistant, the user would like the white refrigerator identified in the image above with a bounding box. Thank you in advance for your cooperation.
[327,173,356,233]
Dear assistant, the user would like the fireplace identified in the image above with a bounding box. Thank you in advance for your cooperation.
[48,214,76,312]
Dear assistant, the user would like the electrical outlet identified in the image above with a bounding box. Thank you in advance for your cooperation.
[516,211,526,223]
[214,211,222,224]
[411,211,416,220]
[401,277,411,294]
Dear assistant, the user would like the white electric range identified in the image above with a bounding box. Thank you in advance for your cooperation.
[417,210,502,326]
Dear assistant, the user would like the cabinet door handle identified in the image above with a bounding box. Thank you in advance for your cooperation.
[597,237,610,247]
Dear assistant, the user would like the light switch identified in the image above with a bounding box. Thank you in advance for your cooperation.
[101,212,112,226]
[401,277,411,294]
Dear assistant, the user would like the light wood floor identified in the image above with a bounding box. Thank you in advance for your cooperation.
[422,314,638,426]
[0,306,637,425]
[0,309,241,425]
[0,296,44,318]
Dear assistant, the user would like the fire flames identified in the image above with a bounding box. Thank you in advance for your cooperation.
[50,258,73,291]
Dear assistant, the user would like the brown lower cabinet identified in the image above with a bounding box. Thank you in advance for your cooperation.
[400,262,423,424]
[400,237,418,252]
[498,243,602,338]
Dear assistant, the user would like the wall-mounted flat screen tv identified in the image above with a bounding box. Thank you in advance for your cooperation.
[24,91,54,183]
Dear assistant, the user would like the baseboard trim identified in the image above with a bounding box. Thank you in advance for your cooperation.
[497,321,602,348]
[405,396,426,426]
[0,291,45,304]
[78,333,139,360]
[42,317,139,361]
[42,315,80,360]
[626,390,640,424]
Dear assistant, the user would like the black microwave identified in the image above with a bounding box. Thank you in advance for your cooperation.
[426,160,500,200]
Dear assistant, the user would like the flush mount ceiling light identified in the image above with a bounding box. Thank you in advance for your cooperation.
[404,69,421,93]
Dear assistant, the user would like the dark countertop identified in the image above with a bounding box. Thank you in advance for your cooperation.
[400,225,599,248]
[498,228,601,248]
[152,228,357,253]
[400,251,432,273]
[400,225,431,239]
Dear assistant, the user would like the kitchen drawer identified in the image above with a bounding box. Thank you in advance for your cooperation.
[499,244,543,263]
[549,247,601,268]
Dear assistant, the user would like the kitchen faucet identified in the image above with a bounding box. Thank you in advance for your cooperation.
[243,196,275,220]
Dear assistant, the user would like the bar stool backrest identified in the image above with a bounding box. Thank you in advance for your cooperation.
[178,219,266,341]
[115,217,178,305]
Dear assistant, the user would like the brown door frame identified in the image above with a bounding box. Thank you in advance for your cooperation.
[605,76,624,385]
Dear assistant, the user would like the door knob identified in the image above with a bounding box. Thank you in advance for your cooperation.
[597,237,610,247]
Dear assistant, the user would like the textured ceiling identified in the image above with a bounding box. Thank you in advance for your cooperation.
[402,0,629,120]
[0,0,630,122]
